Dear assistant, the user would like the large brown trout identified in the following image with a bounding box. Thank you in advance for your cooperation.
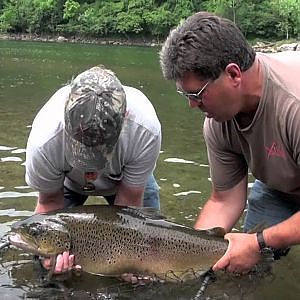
[9,205,228,281]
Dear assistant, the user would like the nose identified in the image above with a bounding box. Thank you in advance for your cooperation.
[189,99,200,108]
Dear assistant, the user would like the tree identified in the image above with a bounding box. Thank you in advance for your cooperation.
[144,6,174,37]
[270,0,300,39]
[63,0,80,20]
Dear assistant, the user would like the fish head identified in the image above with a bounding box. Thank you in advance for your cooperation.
[9,214,71,257]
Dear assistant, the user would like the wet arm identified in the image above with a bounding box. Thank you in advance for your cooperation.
[264,211,300,249]
[114,181,144,207]
[194,176,248,232]
[35,189,65,213]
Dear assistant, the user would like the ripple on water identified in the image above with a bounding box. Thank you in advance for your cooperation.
[0,191,38,198]
[0,146,17,151]
[14,186,31,189]
[164,157,197,164]
[0,209,33,217]
[173,190,202,196]
[1,157,23,162]
[11,149,26,154]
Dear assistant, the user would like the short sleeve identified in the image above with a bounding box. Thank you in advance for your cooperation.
[203,118,248,191]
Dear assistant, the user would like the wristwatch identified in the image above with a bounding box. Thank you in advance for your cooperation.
[256,231,266,250]
[256,231,273,254]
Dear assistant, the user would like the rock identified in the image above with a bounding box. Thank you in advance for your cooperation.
[57,36,68,43]
[277,42,299,52]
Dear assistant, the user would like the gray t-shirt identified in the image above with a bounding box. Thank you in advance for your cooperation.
[204,51,300,195]
[25,85,161,196]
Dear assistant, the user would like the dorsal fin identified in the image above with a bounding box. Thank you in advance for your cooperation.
[197,227,226,237]
[126,206,168,220]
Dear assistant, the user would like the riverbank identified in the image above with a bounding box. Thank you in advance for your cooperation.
[0,33,299,52]
[0,33,161,47]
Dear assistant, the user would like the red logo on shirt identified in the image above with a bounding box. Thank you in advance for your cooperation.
[265,142,286,159]
[85,171,98,182]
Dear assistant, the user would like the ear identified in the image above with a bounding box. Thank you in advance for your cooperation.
[224,63,242,86]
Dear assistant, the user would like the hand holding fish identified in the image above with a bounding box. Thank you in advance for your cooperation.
[212,232,261,274]
[41,251,81,274]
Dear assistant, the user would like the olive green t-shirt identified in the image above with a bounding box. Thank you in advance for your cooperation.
[204,51,300,195]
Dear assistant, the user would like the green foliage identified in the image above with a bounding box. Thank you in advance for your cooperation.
[63,0,80,20]
[144,6,174,37]
[0,0,299,39]
[172,0,195,23]
[0,0,64,33]
[270,0,300,38]
[0,4,16,32]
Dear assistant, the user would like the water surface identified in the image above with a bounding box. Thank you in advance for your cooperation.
[0,40,299,299]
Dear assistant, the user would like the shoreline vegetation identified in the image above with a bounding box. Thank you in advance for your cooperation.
[0,0,299,52]
[0,33,161,48]
[1,33,299,53]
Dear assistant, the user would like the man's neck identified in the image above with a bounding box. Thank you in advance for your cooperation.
[235,57,263,128]
[235,110,257,128]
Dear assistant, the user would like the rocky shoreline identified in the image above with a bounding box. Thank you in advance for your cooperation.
[0,33,161,47]
[252,41,300,53]
[1,33,299,52]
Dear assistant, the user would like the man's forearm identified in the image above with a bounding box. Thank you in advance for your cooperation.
[264,211,300,249]
[114,182,143,207]
[195,177,247,231]
[35,189,65,213]
[194,197,244,232]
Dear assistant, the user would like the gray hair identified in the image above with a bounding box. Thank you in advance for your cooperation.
[160,12,256,81]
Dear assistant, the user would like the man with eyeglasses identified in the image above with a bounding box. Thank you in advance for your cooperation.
[25,65,161,273]
[176,80,211,105]
[160,11,300,274]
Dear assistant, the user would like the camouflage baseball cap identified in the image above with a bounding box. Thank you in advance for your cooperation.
[64,66,126,169]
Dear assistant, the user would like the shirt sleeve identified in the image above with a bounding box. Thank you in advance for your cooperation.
[122,129,161,187]
[203,118,248,191]
[25,143,65,193]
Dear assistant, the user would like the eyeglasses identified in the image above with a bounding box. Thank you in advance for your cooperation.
[177,80,211,104]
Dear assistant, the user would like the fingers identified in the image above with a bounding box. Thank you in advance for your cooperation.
[121,273,136,283]
[68,253,75,269]
[54,251,70,273]
[212,233,231,271]
[41,257,52,269]
[40,251,80,274]
[212,252,230,271]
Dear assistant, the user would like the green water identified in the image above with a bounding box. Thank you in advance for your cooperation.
[0,40,299,299]
[0,40,210,225]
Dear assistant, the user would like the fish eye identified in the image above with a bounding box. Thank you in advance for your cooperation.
[28,223,44,237]
[28,227,38,237]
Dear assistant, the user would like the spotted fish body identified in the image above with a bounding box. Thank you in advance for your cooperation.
[9,205,228,281]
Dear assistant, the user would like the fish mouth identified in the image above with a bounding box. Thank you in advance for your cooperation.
[8,234,48,257]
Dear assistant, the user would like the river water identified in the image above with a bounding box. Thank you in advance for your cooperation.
[0,40,299,299]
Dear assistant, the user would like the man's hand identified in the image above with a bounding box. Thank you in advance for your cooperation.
[41,251,81,274]
[213,232,261,274]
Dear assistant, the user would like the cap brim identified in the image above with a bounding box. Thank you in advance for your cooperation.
[64,131,112,170]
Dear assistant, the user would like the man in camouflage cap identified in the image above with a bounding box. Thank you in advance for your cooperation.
[26,64,161,220]
[64,66,126,171]
[25,65,161,273]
